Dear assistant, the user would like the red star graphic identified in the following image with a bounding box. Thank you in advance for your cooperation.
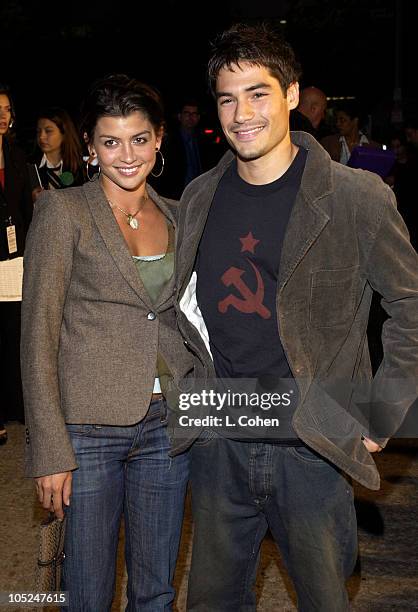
[240,231,260,254]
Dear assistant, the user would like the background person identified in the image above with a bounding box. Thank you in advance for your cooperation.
[321,99,380,164]
[21,74,193,611]
[290,85,327,138]
[30,107,84,198]
[0,83,32,444]
[152,98,225,199]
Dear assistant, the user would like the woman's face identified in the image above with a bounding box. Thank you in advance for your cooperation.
[335,111,358,137]
[90,111,162,193]
[0,94,12,136]
[37,118,64,157]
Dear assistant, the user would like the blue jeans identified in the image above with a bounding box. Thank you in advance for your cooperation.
[62,399,189,611]
[187,433,357,612]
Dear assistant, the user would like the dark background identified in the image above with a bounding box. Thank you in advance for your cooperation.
[1,0,416,147]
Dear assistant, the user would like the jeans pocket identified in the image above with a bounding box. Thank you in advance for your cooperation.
[289,444,328,465]
[66,424,95,436]
[193,428,218,447]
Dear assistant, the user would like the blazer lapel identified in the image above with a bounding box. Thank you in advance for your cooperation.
[278,190,330,292]
[83,180,154,309]
[176,151,235,297]
[279,133,334,292]
[148,187,178,311]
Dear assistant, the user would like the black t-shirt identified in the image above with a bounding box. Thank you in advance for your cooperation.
[196,147,307,441]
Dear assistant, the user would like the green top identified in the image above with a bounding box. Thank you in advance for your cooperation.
[132,220,175,301]
[133,221,175,393]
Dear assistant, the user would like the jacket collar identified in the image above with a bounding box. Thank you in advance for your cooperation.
[194,130,334,204]
[278,131,332,291]
[177,131,334,293]
[82,179,177,311]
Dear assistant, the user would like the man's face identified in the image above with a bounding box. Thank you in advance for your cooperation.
[311,99,327,129]
[216,62,298,162]
[179,105,200,130]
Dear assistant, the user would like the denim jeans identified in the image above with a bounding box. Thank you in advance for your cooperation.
[187,433,357,612]
[62,399,189,611]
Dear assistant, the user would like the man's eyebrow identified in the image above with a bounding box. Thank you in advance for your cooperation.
[216,82,272,98]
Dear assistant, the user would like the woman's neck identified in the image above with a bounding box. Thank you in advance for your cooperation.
[45,151,62,167]
[345,128,360,147]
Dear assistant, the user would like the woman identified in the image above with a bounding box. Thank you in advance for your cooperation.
[0,83,32,444]
[321,100,379,164]
[21,75,193,610]
[31,107,84,195]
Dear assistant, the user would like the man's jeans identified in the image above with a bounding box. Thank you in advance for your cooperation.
[62,399,189,611]
[187,432,357,612]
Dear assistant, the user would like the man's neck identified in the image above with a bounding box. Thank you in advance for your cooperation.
[236,139,299,186]
[181,126,194,137]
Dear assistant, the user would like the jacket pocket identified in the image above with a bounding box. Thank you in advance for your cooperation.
[310,266,359,328]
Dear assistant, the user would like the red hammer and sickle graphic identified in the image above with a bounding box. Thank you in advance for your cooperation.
[218,259,271,319]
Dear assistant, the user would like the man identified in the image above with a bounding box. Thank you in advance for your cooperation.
[153,100,224,199]
[290,85,327,137]
[173,23,418,611]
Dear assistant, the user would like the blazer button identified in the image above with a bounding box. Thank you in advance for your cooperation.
[25,436,30,444]
[147,312,156,321]
[25,428,29,435]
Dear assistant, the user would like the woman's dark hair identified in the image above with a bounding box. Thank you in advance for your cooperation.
[0,82,16,125]
[81,74,165,144]
[207,23,301,97]
[334,99,362,122]
[36,107,83,175]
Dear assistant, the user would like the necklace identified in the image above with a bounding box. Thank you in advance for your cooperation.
[108,192,148,230]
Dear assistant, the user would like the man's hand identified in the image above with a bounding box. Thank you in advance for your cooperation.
[35,472,72,519]
[362,436,383,453]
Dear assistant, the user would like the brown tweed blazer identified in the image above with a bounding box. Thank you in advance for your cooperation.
[21,180,193,477]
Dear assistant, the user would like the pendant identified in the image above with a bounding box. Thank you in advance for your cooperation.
[128,215,139,230]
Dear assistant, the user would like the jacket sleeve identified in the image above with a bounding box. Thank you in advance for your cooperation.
[21,190,78,477]
[365,185,418,446]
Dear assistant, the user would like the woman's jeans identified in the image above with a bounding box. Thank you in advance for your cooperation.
[62,399,189,611]
[187,433,358,612]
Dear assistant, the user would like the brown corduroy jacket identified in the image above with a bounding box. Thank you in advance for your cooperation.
[172,131,418,490]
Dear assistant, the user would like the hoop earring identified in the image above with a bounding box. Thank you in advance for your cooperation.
[86,160,101,182]
[151,149,165,178]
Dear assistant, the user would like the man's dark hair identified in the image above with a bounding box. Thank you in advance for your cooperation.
[178,98,200,113]
[208,23,301,97]
[334,99,362,121]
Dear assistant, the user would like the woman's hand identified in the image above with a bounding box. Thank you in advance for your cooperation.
[35,472,72,519]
